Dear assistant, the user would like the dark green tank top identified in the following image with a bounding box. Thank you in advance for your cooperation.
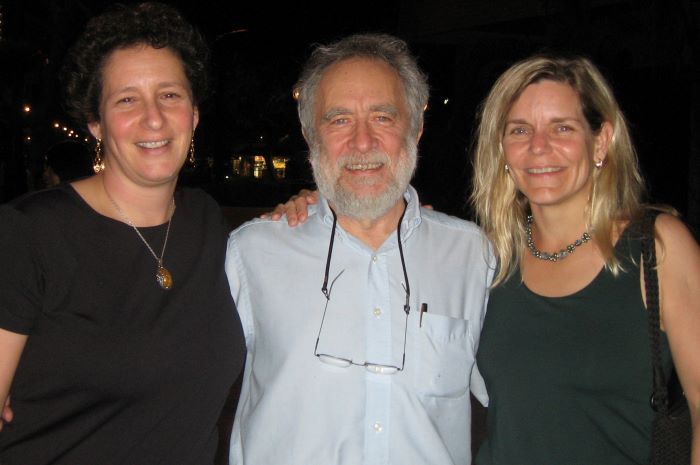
[476,221,671,465]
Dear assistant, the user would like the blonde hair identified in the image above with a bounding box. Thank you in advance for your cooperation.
[470,55,645,286]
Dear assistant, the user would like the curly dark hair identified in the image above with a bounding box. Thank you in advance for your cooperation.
[60,2,209,126]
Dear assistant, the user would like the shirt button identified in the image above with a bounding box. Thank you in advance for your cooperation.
[371,255,378,263]
[373,307,382,317]
[372,422,383,433]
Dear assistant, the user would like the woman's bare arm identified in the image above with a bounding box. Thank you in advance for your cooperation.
[655,214,700,464]
[0,327,26,431]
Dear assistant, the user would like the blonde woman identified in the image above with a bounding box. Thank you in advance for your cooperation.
[471,55,699,464]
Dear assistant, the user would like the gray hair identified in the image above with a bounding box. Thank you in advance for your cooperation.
[294,33,429,146]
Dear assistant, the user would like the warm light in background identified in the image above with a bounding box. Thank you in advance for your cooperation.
[272,156,289,179]
[253,155,267,179]
[229,154,289,180]
[51,121,84,141]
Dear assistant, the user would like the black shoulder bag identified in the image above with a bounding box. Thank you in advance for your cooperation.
[642,210,692,465]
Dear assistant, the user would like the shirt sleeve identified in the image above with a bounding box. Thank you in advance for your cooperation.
[225,229,255,348]
[0,205,44,334]
[470,234,496,407]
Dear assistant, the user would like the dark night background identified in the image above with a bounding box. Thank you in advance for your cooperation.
[2,0,699,235]
[1,1,699,462]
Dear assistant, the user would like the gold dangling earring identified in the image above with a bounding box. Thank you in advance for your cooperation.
[188,136,195,165]
[93,139,105,173]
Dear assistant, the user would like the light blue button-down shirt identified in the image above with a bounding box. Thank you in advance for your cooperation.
[226,186,494,465]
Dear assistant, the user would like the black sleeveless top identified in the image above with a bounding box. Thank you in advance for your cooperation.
[476,220,671,465]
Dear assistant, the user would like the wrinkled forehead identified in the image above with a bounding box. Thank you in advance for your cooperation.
[315,58,407,113]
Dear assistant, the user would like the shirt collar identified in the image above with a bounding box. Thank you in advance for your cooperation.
[315,185,423,246]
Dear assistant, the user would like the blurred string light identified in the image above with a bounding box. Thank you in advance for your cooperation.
[23,105,31,113]
[51,121,88,141]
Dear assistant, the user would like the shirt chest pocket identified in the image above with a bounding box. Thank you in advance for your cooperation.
[409,311,473,398]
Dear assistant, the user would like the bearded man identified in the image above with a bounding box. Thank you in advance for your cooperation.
[225,33,494,465]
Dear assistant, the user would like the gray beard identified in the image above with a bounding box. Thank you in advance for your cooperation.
[310,143,417,221]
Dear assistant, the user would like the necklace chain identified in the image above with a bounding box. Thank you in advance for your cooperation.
[526,214,591,262]
[103,185,175,289]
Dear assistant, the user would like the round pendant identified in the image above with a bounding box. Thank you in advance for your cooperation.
[156,266,173,290]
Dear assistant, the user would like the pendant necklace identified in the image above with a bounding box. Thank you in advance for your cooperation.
[526,214,591,262]
[104,185,176,289]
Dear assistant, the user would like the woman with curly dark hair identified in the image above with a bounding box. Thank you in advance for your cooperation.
[0,3,245,464]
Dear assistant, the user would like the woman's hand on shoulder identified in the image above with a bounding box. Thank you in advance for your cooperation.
[260,189,319,227]
[654,213,700,437]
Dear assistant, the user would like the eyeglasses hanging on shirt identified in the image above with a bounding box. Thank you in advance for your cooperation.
[314,204,410,375]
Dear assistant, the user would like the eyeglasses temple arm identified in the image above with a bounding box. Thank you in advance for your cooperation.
[322,208,338,299]
[397,203,410,315]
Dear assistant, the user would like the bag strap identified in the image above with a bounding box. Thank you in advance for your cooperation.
[641,209,668,414]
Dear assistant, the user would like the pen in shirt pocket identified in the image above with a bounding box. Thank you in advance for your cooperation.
[420,303,428,328]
